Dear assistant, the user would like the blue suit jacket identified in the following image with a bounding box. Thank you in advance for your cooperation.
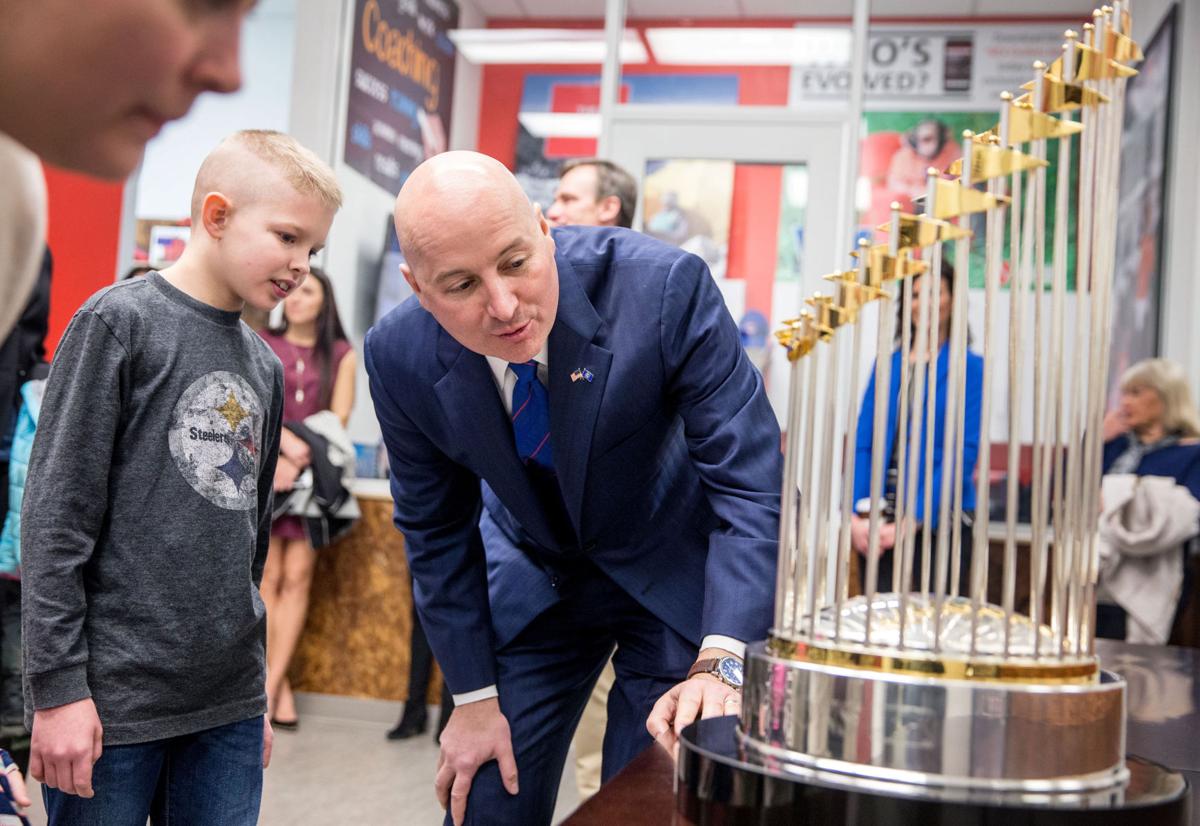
[364,227,782,694]
[853,343,984,529]
[1103,436,1200,502]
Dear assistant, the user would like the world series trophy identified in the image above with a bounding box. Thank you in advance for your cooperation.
[676,3,1190,823]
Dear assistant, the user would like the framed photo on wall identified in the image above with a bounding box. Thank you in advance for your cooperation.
[1108,4,1177,401]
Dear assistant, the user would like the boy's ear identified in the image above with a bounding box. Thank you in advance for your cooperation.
[200,192,234,238]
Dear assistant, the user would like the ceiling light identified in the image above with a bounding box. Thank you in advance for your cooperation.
[645,27,852,66]
[448,28,648,64]
[518,112,602,139]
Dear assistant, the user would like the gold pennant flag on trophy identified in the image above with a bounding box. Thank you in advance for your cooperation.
[1045,43,1137,82]
[981,100,1085,143]
[776,314,819,361]
[945,144,1048,180]
[851,244,929,285]
[805,295,840,340]
[876,213,972,247]
[1105,27,1144,64]
[822,271,883,325]
[1018,73,1115,112]
[919,178,1010,220]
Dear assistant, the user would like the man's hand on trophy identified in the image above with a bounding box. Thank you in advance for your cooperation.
[646,649,742,756]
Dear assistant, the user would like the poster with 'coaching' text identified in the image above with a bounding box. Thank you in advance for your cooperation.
[344,0,458,194]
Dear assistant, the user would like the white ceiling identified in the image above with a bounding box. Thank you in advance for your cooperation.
[464,0,1097,19]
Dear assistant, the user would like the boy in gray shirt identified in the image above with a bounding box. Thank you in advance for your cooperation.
[21,130,341,825]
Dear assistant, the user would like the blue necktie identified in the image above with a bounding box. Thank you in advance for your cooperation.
[509,361,554,472]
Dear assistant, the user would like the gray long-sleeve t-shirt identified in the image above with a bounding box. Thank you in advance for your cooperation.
[21,272,283,745]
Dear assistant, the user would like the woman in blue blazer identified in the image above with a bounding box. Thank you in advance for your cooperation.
[1097,358,1200,641]
[850,260,984,596]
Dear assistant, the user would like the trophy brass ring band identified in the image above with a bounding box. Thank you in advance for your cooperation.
[766,637,1099,684]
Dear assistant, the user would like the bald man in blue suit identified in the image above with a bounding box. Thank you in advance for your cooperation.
[365,152,781,826]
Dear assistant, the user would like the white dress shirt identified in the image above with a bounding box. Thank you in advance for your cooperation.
[451,346,744,706]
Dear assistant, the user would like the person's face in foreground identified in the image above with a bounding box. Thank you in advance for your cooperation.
[0,0,251,179]
[406,202,559,365]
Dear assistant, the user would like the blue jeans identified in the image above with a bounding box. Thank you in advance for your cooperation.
[43,715,263,826]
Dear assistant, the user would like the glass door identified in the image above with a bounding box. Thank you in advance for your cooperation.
[606,108,852,423]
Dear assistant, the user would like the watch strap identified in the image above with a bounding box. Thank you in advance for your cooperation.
[687,658,721,681]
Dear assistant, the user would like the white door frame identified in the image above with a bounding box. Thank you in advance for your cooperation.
[605,104,853,319]
[604,106,867,513]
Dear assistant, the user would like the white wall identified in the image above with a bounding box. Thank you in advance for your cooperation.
[289,0,484,444]
[134,0,297,220]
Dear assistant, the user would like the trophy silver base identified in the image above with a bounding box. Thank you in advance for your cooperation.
[677,716,1188,825]
[740,639,1126,793]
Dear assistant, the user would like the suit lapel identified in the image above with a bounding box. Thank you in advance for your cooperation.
[548,255,613,539]
[432,328,556,546]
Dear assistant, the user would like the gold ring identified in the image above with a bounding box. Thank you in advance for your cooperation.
[767,636,1098,685]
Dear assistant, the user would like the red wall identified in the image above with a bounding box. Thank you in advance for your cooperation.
[476,18,800,166]
[728,164,783,315]
[42,166,125,357]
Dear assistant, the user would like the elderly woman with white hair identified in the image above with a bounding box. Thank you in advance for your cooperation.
[1097,358,1200,643]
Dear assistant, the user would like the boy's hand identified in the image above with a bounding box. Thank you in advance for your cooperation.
[30,698,103,798]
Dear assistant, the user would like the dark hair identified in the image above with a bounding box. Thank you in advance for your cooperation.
[894,257,966,348]
[271,267,349,409]
[559,158,638,229]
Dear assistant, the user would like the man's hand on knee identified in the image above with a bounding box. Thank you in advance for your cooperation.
[30,698,104,798]
[434,697,519,826]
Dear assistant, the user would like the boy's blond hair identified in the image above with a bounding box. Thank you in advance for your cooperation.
[190,129,342,221]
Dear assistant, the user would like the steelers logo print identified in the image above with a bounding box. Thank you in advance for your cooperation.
[168,371,263,511]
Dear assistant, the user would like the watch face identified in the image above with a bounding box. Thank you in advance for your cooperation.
[718,657,744,688]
